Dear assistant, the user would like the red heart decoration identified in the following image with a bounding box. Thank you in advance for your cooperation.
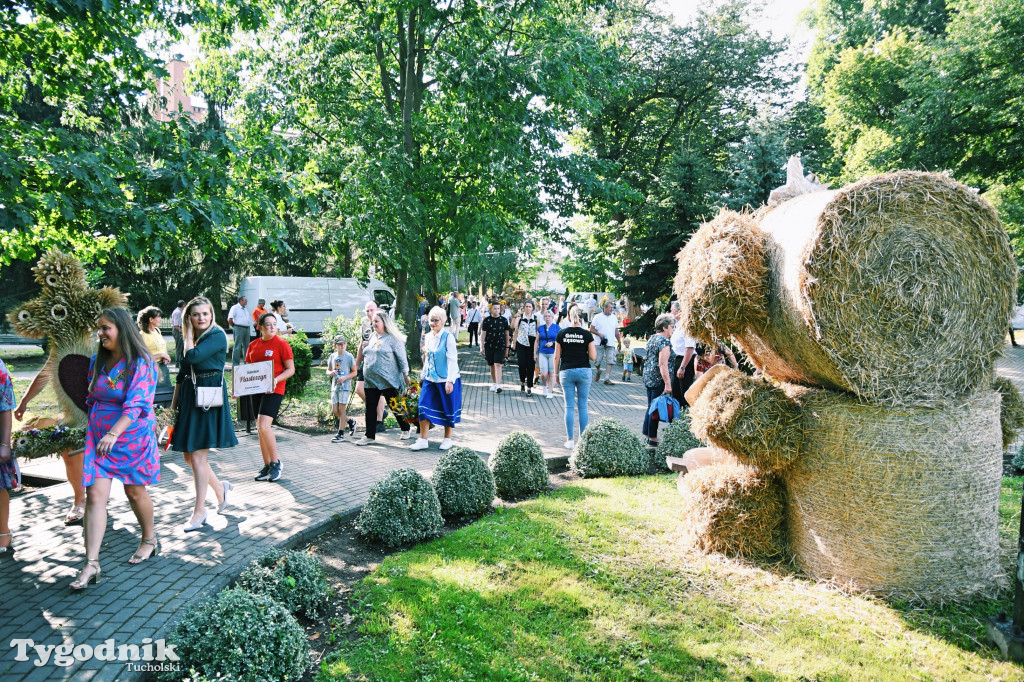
[58,354,91,414]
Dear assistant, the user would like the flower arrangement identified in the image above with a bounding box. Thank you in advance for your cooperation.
[12,424,87,461]
[388,378,421,425]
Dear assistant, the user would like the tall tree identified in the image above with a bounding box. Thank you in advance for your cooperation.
[575,1,789,304]
[233,0,605,351]
[0,1,305,271]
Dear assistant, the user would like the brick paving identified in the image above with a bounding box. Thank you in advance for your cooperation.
[0,341,647,680]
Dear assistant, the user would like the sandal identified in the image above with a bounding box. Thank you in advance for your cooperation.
[64,505,85,526]
[128,537,160,564]
[70,559,101,590]
[0,531,13,557]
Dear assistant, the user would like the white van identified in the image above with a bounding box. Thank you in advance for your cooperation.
[238,276,395,350]
[566,292,615,310]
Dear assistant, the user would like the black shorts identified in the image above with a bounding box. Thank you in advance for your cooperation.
[356,368,364,382]
[484,346,506,366]
[254,392,284,419]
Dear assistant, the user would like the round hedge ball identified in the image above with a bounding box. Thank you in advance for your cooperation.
[162,588,308,682]
[655,414,704,470]
[432,446,496,519]
[489,431,548,500]
[236,548,330,618]
[356,468,444,547]
[570,417,648,478]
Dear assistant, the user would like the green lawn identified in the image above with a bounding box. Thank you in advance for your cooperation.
[321,475,1024,681]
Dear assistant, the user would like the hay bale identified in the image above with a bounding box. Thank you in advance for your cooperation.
[683,172,1015,407]
[688,367,804,472]
[679,461,786,560]
[993,377,1024,450]
[785,388,1002,599]
[675,209,769,345]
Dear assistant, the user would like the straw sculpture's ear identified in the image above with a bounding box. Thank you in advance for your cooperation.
[97,286,128,309]
[675,209,769,345]
[689,368,803,472]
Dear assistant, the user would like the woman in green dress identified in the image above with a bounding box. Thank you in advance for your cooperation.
[170,296,237,533]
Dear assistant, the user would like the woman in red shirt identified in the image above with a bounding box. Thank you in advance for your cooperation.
[244,313,295,482]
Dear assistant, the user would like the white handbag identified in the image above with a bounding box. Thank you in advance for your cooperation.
[192,363,225,411]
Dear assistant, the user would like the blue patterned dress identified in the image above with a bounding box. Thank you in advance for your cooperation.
[0,358,20,490]
[83,355,160,487]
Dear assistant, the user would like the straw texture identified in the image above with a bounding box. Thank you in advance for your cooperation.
[679,460,786,560]
[729,171,1015,406]
[784,388,1003,599]
[675,210,769,345]
[688,367,804,472]
[994,377,1024,450]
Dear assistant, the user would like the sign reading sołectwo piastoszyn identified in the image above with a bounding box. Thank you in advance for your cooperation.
[233,361,274,397]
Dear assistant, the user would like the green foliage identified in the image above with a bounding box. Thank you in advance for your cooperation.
[577,3,790,305]
[432,447,496,520]
[236,548,330,618]
[489,431,548,500]
[655,414,704,471]
[321,313,363,348]
[163,588,308,682]
[557,216,623,294]
[569,418,648,478]
[356,468,444,547]
[284,331,313,401]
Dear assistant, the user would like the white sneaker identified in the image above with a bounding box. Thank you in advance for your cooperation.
[564,439,574,449]
[409,438,429,451]
[399,431,413,440]
[439,438,453,450]
[489,384,498,392]
[546,393,554,400]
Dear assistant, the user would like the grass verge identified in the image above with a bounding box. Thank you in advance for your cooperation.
[320,475,1024,681]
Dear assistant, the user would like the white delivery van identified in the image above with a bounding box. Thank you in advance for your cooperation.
[238,276,395,352]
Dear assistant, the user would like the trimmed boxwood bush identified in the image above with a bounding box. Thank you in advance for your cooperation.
[162,588,307,682]
[489,431,548,500]
[356,468,444,547]
[570,417,648,478]
[432,446,496,519]
[654,413,704,471]
[236,548,330,618]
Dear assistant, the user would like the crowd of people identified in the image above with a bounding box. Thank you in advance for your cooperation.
[0,286,737,590]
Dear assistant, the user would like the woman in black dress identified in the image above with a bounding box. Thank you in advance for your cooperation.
[170,296,237,533]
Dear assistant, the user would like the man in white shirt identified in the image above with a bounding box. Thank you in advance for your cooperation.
[590,300,621,384]
[170,299,185,365]
[227,295,254,365]
[670,320,697,404]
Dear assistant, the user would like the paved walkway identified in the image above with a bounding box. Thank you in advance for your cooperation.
[0,342,647,680]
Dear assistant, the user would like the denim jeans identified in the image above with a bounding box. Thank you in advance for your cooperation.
[560,367,592,439]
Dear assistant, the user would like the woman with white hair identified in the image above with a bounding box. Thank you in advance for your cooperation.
[410,307,461,451]
[354,310,412,445]
[642,313,678,449]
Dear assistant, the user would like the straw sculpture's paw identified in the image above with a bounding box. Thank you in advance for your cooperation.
[688,367,803,472]
[679,461,786,560]
[675,210,769,345]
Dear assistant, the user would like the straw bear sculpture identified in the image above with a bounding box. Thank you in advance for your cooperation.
[675,170,1018,600]
[7,251,127,458]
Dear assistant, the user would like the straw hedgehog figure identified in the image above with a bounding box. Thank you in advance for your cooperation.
[675,170,1018,599]
[8,251,127,432]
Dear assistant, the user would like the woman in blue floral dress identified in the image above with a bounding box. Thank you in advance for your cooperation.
[0,357,19,556]
[71,308,160,590]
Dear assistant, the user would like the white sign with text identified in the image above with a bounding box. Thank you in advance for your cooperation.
[233,361,274,397]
